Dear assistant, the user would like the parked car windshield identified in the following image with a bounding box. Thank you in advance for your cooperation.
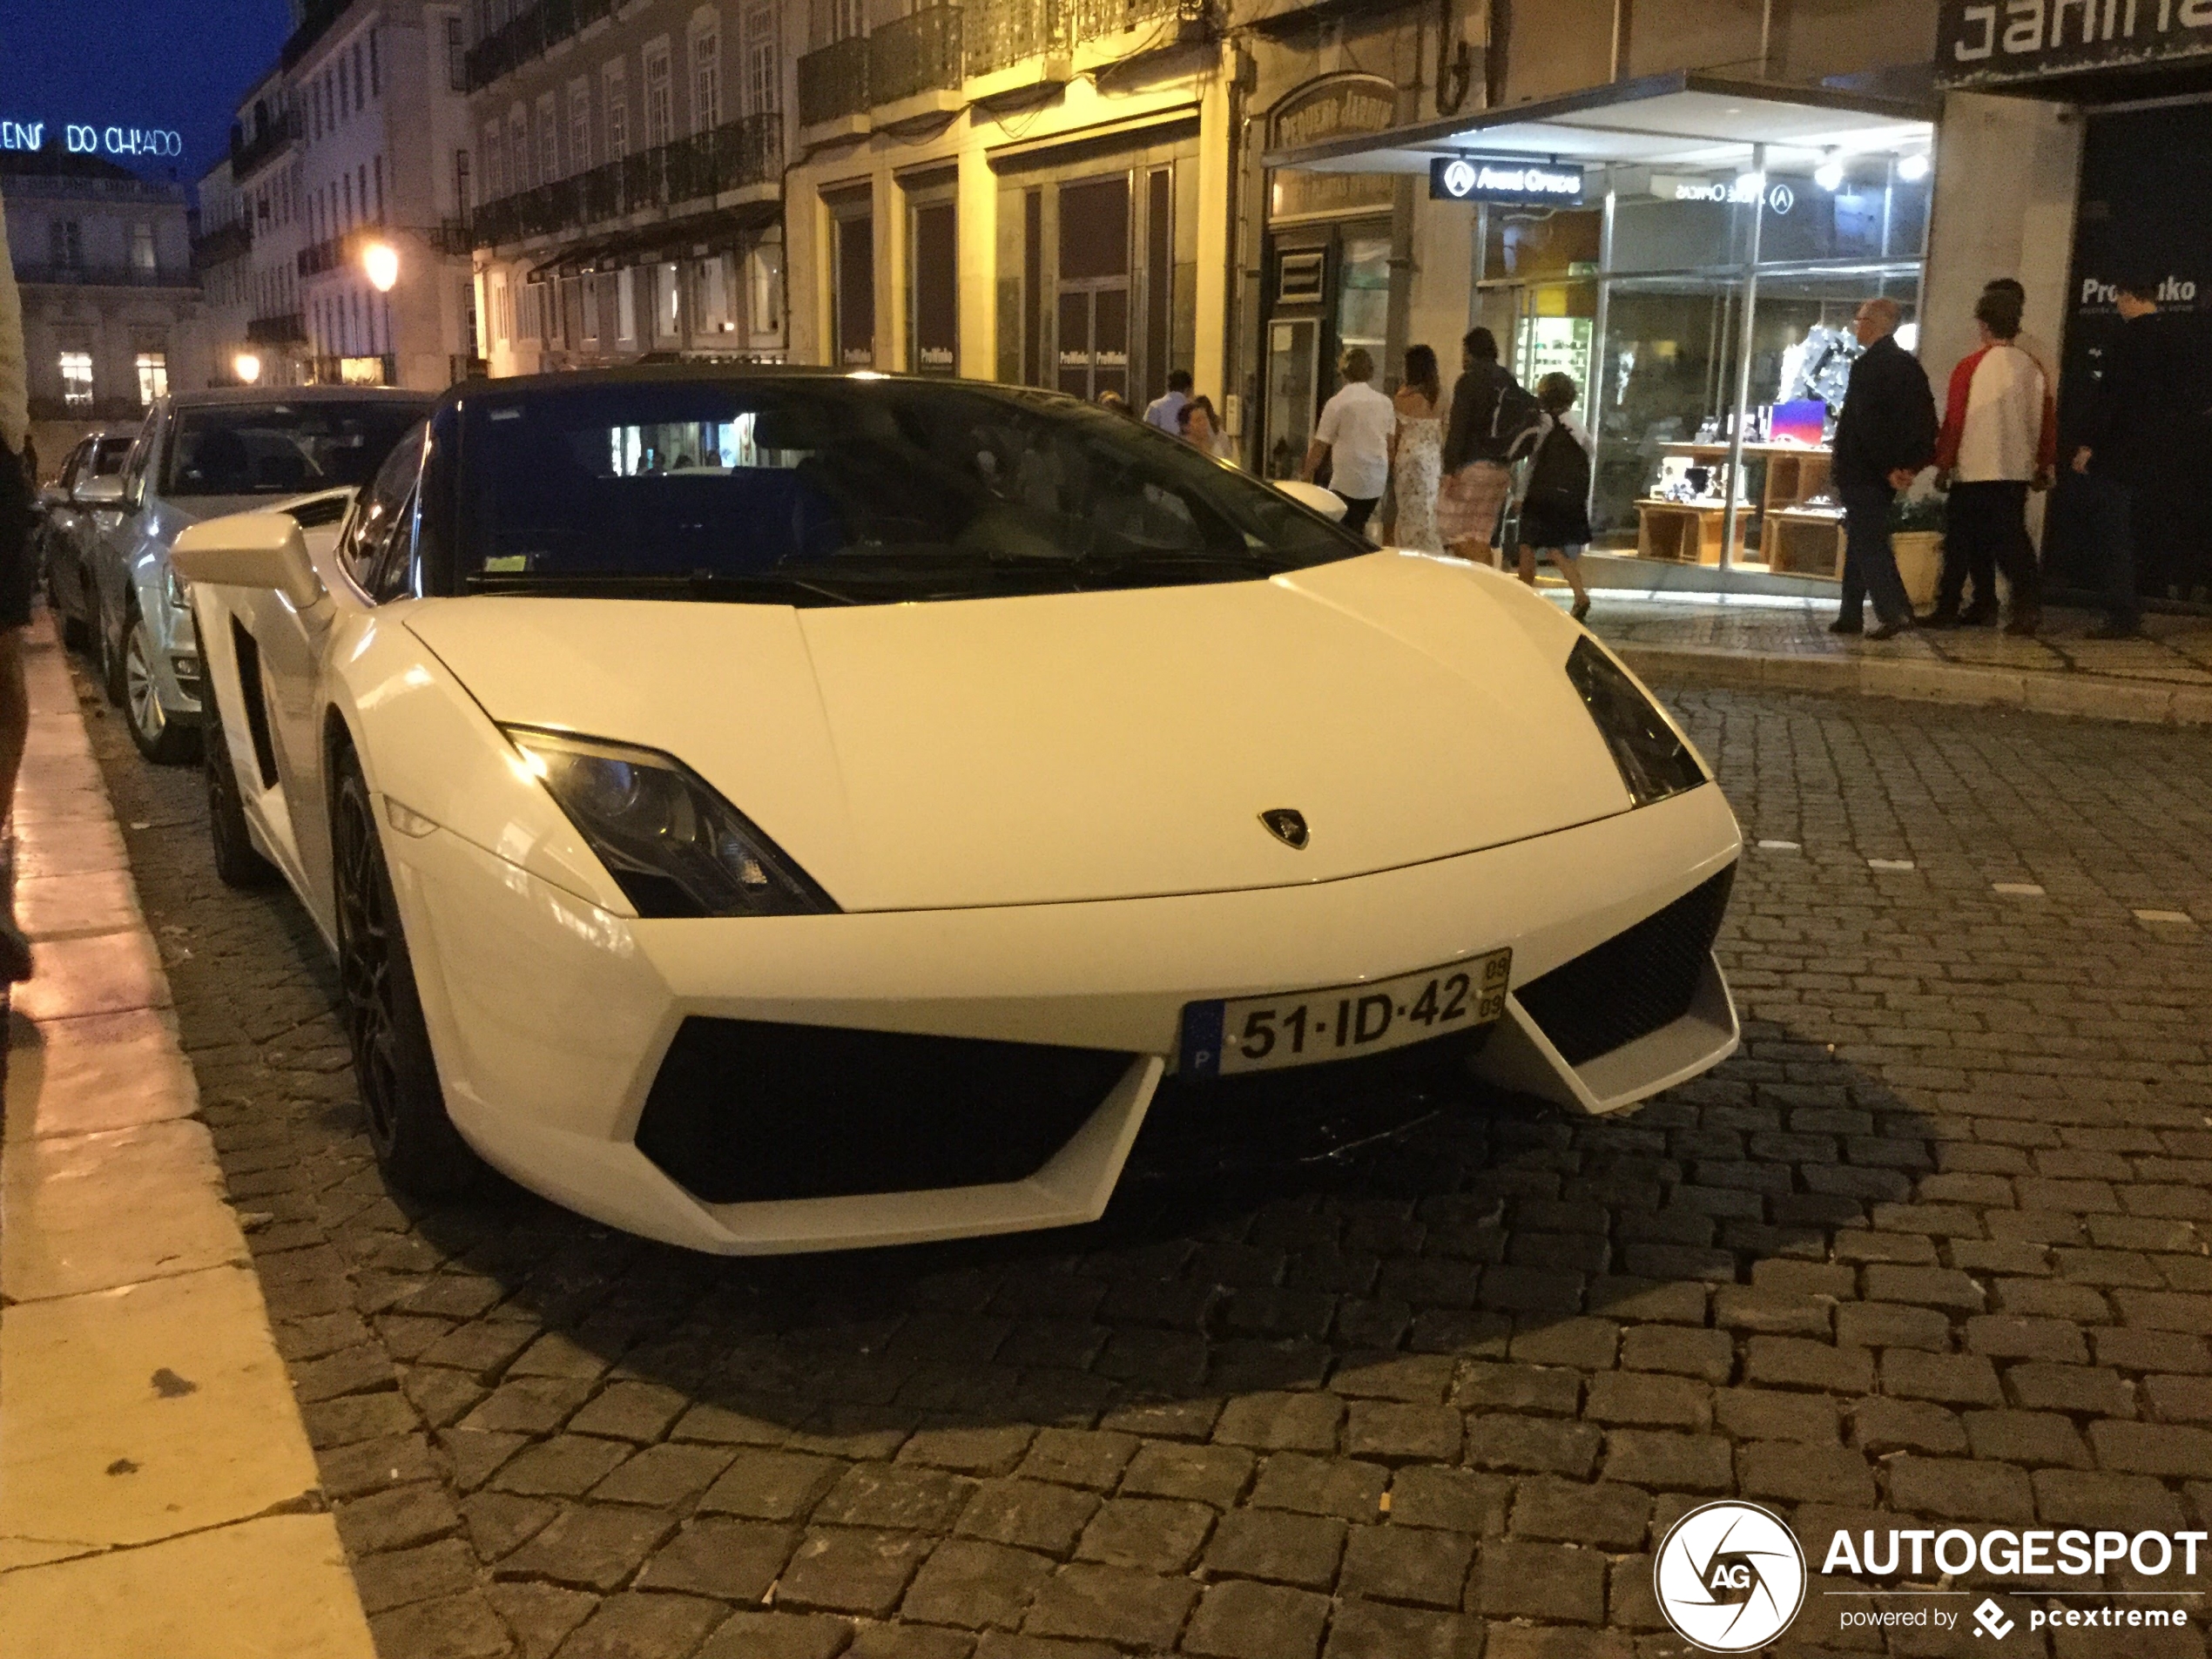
[88,435,134,475]
[163,399,430,500]
[454,377,1366,605]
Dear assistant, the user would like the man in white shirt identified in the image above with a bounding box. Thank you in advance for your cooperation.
[1143,370,1191,435]
[1929,285,2055,635]
[1303,347,1394,533]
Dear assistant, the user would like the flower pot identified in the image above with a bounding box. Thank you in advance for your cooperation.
[1892,530,1944,609]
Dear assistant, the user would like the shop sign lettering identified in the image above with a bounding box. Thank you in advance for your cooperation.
[1938,0,2212,87]
[2080,273,2201,306]
[0,117,183,158]
[1429,157,1588,206]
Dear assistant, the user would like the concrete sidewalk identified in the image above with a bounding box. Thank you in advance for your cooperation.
[0,618,375,1659]
[1568,587,2212,725]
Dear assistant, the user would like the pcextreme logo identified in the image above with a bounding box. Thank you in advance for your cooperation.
[1653,1501,1808,1652]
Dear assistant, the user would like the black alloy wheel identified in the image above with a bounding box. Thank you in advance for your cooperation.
[332,750,482,1197]
[201,677,275,889]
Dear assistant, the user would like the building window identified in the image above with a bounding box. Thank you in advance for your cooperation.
[59,351,94,408]
[374,155,385,220]
[132,222,158,272]
[536,92,560,181]
[483,121,505,199]
[568,79,593,174]
[744,7,778,115]
[654,261,681,338]
[832,201,873,368]
[509,107,529,189]
[462,275,480,357]
[455,147,472,213]
[617,266,637,341]
[490,273,509,343]
[49,219,83,269]
[354,40,368,110]
[604,63,630,160]
[370,26,381,97]
[448,17,467,90]
[644,41,674,148]
[745,241,781,334]
[691,14,722,135]
[135,352,169,406]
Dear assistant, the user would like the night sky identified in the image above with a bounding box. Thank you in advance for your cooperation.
[0,0,296,187]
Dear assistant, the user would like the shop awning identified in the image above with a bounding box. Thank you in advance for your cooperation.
[1260,71,1934,176]
[522,202,781,282]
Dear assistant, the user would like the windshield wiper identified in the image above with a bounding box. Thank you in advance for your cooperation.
[465,570,864,606]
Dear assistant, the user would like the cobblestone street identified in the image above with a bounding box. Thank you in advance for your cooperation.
[74,663,2212,1659]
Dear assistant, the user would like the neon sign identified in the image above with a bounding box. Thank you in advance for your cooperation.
[1,119,185,158]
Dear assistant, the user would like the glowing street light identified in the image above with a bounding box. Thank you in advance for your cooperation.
[233,351,262,384]
[362,240,400,293]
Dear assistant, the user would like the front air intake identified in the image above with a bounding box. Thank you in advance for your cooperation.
[1514,866,1735,1066]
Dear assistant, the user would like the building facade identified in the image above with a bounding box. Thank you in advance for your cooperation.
[1,144,204,466]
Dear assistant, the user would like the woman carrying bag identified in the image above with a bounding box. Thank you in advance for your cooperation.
[1514,372,1595,620]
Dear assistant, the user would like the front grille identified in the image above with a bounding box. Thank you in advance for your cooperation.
[634,1017,1136,1204]
[1514,867,1735,1066]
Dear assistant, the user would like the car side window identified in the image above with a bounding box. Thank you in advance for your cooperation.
[343,421,428,603]
[122,411,161,508]
[58,442,89,497]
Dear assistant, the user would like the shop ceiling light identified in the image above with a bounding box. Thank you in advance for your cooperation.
[1814,157,1845,192]
[1898,152,1930,182]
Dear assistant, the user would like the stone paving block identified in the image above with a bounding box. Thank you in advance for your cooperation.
[1851,1397,1967,1457]
[1962,1410,2094,1469]
[1880,1351,2006,1406]
[1015,1429,1137,1491]
[956,1480,1100,1556]
[554,1590,726,1659]
[1338,1522,1476,1608]
[1203,1506,1346,1588]
[1118,1441,1252,1508]
[1022,1562,1197,1649]
[1714,1387,1838,1445]
[900,1538,1053,1630]
[779,1527,933,1617]
[1601,1430,1734,1494]
[2032,1468,2189,1531]
[1463,1414,1602,1479]
[1469,1537,1607,1622]
[1181,1577,1330,1659]
[1249,1452,1390,1519]
[1320,1600,1484,1659]
[2087,1420,2212,1479]
[1619,1325,1734,1383]
[698,1449,846,1521]
[637,1515,798,1600]
[1508,1477,1650,1549]
[1886,1455,2036,1521]
[1072,1496,1212,1573]
[1743,1336,1873,1393]
[697,1611,857,1659]
[1453,1363,1581,1415]
[1386,1467,1511,1534]
[1737,1442,1877,1506]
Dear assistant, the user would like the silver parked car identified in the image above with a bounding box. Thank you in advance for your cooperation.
[91,386,432,762]
[40,428,141,651]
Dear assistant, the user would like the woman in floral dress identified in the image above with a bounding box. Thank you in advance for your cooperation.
[1386,344,1445,552]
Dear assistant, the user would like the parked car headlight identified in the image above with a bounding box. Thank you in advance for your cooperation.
[504,727,839,919]
[1564,637,1706,807]
[165,565,189,609]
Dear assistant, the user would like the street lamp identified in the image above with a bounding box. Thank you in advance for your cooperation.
[233,351,262,384]
[362,240,400,293]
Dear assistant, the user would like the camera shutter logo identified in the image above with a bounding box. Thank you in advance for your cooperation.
[1653,1501,1807,1652]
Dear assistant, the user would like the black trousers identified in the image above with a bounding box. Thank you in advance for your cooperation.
[1939,480,2037,618]
[1333,493,1379,535]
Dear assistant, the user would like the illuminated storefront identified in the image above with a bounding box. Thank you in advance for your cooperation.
[1263,72,1936,588]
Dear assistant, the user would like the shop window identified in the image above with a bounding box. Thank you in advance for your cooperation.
[697,257,730,334]
[655,261,682,338]
[59,351,95,408]
[1055,172,1130,401]
[909,197,956,374]
[833,205,874,368]
[135,352,169,406]
[745,242,783,336]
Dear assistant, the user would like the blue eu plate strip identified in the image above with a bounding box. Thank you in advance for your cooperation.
[1180,1001,1225,1078]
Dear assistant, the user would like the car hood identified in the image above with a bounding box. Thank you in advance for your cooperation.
[403,552,1637,913]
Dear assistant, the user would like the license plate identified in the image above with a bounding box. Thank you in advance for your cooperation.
[1179,949,1513,1078]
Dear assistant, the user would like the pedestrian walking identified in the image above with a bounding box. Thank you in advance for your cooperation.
[1984,279,2057,390]
[1303,347,1394,534]
[1143,370,1192,435]
[2072,272,2207,636]
[1386,344,1445,552]
[1515,373,1595,619]
[1929,285,2054,634]
[0,187,35,980]
[1097,388,1132,418]
[1830,296,1938,640]
[1435,327,1539,565]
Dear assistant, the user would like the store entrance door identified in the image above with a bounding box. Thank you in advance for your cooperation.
[1258,219,1392,479]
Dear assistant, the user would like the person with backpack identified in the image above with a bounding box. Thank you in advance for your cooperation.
[1436,327,1540,564]
[1515,373,1595,620]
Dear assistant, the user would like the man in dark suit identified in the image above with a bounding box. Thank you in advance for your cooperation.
[1831,296,1938,640]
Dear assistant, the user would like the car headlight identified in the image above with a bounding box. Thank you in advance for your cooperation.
[1564,637,1706,806]
[165,564,188,609]
[503,727,838,919]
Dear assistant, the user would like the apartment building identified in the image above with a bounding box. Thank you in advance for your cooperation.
[1,142,204,463]
[462,0,789,375]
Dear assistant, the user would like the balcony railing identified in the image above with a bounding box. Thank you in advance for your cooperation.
[968,0,1065,76]
[871,6,965,106]
[465,0,621,92]
[798,37,871,129]
[231,106,300,179]
[298,233,352,279]
[247,313,307,346]
[192,220,254,270]
[1070,0,1181,41]
[470,113,784,251]
[14,261,196,289]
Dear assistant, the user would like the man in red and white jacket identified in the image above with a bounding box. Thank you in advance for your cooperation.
[1928,286,2057,634]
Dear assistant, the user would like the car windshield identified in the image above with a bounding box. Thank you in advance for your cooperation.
[164,400,428,499]
[455,378,1366,604]
[89,436,133,475]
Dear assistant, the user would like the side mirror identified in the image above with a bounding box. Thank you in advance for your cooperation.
[37,485,65,511]
[73,475,125,509]
[1272,478,1348,523]
[172,511,326,610]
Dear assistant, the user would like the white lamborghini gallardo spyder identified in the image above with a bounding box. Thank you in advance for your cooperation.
[172,368,1741,1255]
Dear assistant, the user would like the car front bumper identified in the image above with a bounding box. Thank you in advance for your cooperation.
[387,782,1742,1254]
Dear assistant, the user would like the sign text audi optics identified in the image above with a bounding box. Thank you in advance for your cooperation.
[0,119,185,159]
[1428,157,1588,206]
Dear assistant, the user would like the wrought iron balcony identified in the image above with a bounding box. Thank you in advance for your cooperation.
[798,37,871,129]
[247,313,307,346]
[871,6,965,107]
[192,220,253,270]
[1071,0,1182,41]
[465,0,620,93]
[469,114,784,252]
[14,261,196,289]
[968,0,1065,76]
[231,106,300,179]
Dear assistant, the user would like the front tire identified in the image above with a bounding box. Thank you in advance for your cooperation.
[121,607,198,765]
[333,750,482,1198]
[202,679,276,888]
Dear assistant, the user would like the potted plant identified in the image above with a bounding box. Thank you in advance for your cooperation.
[1891,490,1946,609]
